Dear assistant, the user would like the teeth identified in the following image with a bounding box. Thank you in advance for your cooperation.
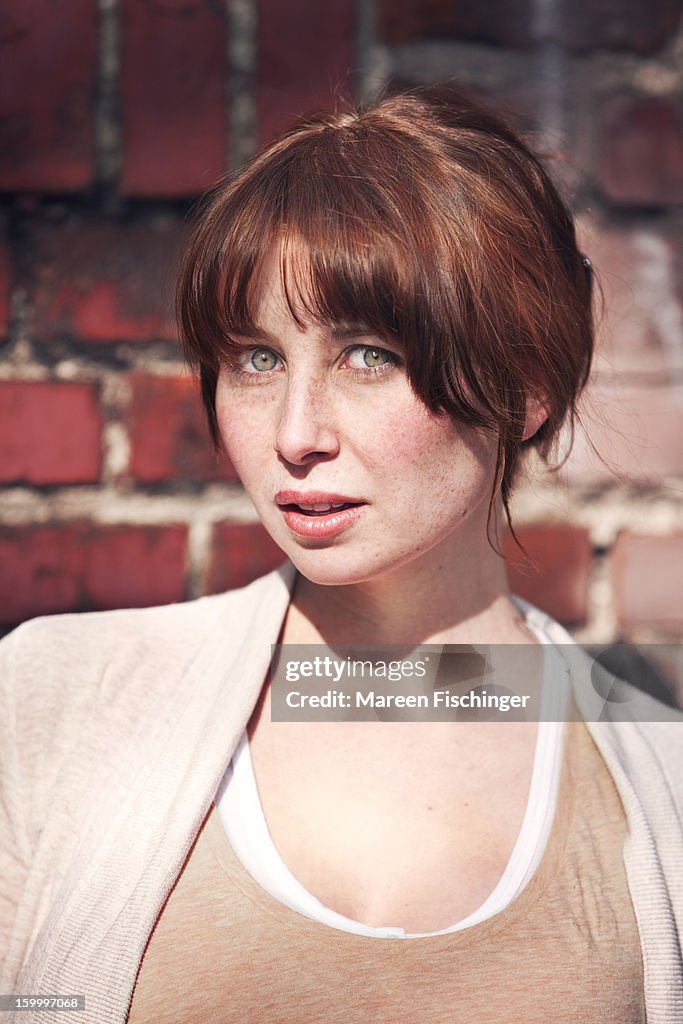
[298,503,337,512]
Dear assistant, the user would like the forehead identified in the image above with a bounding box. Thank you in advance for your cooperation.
[238,240,379,342]
[246,245,294,323]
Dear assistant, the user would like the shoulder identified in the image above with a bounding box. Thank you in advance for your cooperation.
[1,590,231,715]
[0,560,293,758]
[515,594,683,788]
[0,562,293,839]
[2,559,293,696]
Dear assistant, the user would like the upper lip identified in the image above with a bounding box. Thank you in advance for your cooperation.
[275,490,365,507]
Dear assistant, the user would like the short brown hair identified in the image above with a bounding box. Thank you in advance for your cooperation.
[177,85,593,538]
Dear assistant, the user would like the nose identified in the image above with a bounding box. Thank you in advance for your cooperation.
[274,374,340,466]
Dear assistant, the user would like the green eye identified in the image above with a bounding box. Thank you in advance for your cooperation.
[250,349,278,371]
[363,348,390,367]
[346,345,398,372]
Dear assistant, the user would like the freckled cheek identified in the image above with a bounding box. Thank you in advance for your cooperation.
[358,406,496,508]
[220,414,270,451]
[215,391,279,468]
[355,405,455,470]
[353,401,439,463]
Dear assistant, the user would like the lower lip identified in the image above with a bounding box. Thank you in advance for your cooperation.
[280,505,364,539]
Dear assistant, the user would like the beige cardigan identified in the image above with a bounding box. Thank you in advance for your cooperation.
[1,562,682,1023]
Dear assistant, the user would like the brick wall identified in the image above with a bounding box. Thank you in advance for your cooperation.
[1,0,682,662]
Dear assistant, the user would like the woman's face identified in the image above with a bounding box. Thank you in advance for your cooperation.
[215,252,501,587]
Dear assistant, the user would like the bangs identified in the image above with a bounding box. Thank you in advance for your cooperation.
[177,116,489,426]
[223,216,409,355]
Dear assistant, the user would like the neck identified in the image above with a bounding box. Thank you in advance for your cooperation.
[285,512,536,647]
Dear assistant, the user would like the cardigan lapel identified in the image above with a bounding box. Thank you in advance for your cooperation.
[29,562,296,1024]
[538,612,683,1024]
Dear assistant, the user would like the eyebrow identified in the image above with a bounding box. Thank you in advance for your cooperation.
[329,322,377,340]
[228,321,378,344]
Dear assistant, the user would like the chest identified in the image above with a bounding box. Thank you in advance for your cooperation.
[246,706,539,930]
[127,727,644,1024]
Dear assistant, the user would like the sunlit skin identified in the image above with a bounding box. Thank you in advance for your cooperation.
[215,249,546,647]
[215,250,549,930]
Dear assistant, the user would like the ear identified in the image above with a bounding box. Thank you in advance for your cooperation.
[522,395,549,442]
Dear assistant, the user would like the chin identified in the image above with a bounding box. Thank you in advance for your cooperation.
[285,536,438,589]
[284,546,386,588]
[288,558,368,588]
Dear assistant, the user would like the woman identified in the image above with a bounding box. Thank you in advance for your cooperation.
[1,87,681,1023]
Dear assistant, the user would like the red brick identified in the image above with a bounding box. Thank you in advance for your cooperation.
[559,205,682,478]
[31,219,185,343]
[378,0,475,46]
[128,374,238,483]
[598,96,683,206]
[577,221,683,377]
[504,524,591,626]
[561,379,683,484]
[120,0,228,197]
[257,0,355,144]
[378,0,681,53]
[0,0,96,192]
[613,532,683,633]
[0,381,102,484]
[0,523,188,627]
[566,0,683,53]
[205,522,284,593]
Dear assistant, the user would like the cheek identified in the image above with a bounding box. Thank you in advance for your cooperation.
[366,398,496,491]
[359,395,440,463]
[214,386,273,471]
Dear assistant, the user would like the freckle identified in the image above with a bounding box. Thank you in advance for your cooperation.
[427,805,433,811]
